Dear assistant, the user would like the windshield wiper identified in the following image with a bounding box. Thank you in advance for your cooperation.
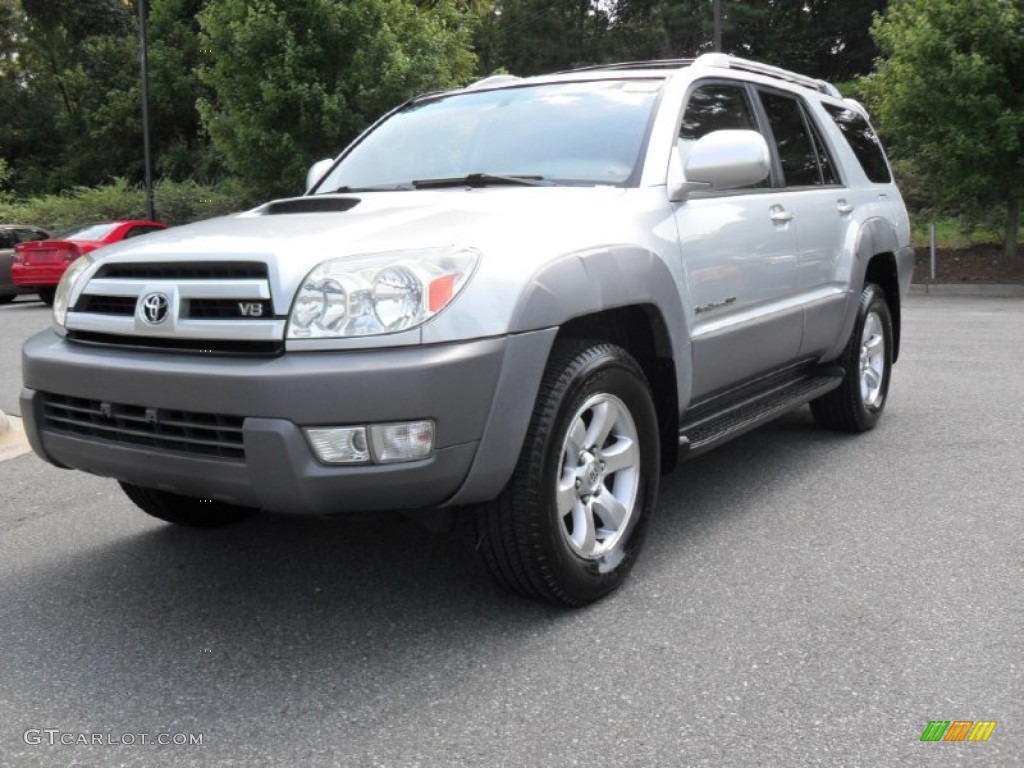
[411,173,552,189]
[327,183,414,193]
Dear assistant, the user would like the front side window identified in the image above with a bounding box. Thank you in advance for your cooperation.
[315,79,664,193]
[680,83,766,187]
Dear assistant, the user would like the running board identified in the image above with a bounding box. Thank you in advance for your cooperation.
[678,371,843,458]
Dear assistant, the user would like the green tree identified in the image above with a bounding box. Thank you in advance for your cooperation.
[861,0,1023,259]
[197,0,478,198]
[477,1,613,75]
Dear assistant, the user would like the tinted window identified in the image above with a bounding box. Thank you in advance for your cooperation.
[759,91,823,187]
[680,83,766,187]
[824,105,892,183]
[124,226,162,239]
[810,124,839,186]
[680,84,759,140]
[0,232,13,249]
[16,229,48,243]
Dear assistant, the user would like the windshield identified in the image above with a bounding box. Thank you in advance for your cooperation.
[54,223,119,241]
[316,79,664,192]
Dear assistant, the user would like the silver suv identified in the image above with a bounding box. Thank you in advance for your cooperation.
[21,55,914,605]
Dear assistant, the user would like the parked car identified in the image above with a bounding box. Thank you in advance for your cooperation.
[12,220,167,305]
[21,55,913,606]
[0,224,51,304]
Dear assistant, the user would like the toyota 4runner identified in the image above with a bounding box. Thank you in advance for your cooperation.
[21,55,914,605]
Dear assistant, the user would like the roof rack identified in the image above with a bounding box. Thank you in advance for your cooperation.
[693,53,841,97]
[559,58,695,74]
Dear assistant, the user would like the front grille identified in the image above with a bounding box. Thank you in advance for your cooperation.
[94,262,268,280]
[66,331,284,357]
[75,295,136,315]
[187,299,275,319]
[42,393,245,460]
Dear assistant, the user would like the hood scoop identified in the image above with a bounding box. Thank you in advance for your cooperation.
[262,197,361,215]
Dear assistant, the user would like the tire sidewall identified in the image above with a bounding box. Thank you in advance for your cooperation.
[538,347,660,601]
[854,284,894,426]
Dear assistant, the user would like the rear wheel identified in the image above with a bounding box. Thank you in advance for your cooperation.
[38,287,56,306]
[473,340,660,606]
[119,482,259,528]
[0,294,15,305]
[811,283,894,432]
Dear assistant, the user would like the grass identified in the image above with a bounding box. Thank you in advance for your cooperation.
[910,217,1022,250]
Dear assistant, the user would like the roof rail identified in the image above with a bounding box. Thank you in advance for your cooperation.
[561,58,695,74]
[693,53,841,98]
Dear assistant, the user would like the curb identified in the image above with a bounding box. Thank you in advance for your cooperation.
[911,283,1024,298]
[0,411,31,462]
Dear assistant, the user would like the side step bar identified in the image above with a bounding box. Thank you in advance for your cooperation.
[679,371,843,458]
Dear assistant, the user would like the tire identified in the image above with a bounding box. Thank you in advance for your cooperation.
[473,340,660,607]
[0,294,15,305]
[811,283,894,432]
[119,482,259,528]
[38,287,56,306]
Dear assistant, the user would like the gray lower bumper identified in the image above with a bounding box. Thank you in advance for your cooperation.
[21,328,556,513]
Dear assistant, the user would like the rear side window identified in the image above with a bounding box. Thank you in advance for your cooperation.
[759,90,837,187]
[824,105,892,184]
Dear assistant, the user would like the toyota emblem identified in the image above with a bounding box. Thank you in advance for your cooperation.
[140,292,170,325]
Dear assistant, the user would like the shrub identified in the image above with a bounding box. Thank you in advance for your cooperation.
[0,178,252,231]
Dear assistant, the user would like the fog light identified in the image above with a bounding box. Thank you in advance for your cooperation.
[305,426,370,464]
[369,421,434,463]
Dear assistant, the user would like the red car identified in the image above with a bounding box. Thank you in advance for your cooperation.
[12,220,168,305]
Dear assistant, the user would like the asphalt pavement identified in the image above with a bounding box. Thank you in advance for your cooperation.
[0,294,1021,767]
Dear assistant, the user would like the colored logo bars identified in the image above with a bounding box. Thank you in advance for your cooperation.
[920,721,997,742]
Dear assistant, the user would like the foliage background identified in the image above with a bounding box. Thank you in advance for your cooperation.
[0,0,1020,254]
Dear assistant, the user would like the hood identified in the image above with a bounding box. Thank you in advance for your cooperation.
[93,186,640,272]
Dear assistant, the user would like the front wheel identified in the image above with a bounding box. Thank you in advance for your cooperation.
[473,340,660,606]
[119,482,259,528]
[811,283,894,432]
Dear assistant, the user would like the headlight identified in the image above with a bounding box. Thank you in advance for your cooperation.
[287,247,478,339]
[53,254,94,328]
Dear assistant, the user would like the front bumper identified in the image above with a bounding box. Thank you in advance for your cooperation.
[21,328,555,514]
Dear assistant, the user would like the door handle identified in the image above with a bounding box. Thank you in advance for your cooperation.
[837,199,854,215]
[769,206,793,223]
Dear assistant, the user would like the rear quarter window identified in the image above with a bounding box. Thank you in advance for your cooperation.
[824,105,892,184]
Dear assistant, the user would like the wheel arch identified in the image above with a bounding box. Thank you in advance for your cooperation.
[838,218,904,363]
[556,306,679,473]
[509,247,687,474]
[864,251,902,362]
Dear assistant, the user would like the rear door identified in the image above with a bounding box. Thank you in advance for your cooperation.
[753,87,852,357]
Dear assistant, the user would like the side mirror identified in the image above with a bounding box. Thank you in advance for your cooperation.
[305,158,335,193]
[669,129,771,201]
